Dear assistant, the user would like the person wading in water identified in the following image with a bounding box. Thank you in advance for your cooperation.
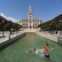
[44,43,53,59]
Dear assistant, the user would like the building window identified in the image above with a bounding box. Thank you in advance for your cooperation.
[22,26,28,29]
[33,26,38,29]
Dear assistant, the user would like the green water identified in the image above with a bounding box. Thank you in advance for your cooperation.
[0,33,62,62]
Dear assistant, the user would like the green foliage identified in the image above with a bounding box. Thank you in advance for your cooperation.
[39,20,62,31]
[0,16,21,31]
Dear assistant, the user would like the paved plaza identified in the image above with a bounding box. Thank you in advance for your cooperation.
[0,31,24,43]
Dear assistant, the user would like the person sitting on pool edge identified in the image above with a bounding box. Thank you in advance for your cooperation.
[44,43,53,58]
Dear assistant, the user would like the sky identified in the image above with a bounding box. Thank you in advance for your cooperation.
[0,0,62,22]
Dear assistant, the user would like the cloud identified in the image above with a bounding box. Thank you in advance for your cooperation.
[8,17,17,23]
[0,13,8,20]
[0,13,18,23]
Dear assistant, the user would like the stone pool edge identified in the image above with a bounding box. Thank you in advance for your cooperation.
[0,32,26,50]
[36,32,58,42]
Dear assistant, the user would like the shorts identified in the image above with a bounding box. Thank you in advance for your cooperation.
[44,54,50,58]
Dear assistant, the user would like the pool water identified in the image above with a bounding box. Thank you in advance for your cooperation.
[0,33,62,62]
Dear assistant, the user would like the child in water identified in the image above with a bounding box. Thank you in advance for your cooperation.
[44,43,53,59]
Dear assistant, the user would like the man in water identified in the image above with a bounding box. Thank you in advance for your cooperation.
[33,48,39,55]
[25,48,39,55]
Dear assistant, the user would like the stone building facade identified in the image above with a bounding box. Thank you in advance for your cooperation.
[19,5,42,32]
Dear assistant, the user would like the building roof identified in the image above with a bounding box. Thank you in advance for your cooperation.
[51,14,62,21]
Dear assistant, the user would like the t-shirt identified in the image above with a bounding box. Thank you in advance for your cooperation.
[44,46,49,54]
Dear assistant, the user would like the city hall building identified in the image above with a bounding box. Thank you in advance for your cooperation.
[19,5,42,32]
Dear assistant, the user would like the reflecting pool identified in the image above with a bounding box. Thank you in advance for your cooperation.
[0,33,62,62]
